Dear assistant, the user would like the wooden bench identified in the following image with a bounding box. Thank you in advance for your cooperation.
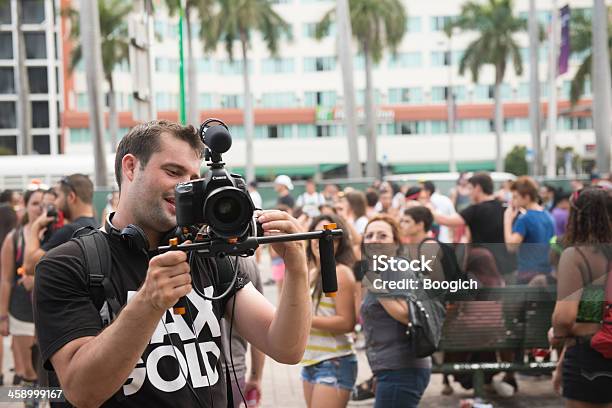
[431,286,557,397]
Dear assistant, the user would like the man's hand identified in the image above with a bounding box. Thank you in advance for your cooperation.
[504,205,519,224]
[244,378,261,407]
[32,210,55,234]
[140,250,192,312]
[256,210,306,271]
[19,275,34,292]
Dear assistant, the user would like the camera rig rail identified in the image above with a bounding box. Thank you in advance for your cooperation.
[158,224,343,314]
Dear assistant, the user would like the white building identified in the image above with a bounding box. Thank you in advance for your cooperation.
[0,0,62,155]
[59,0,609,178]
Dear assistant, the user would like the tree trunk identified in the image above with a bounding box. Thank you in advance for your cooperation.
[363,42,378,178]
[15,0,32,155]
[80,0,108,187]
[241,33,255,183]
[108,75,118,153]
[592,0,611,173]
[528,0,541,176]
[185,7,199,126]
[336,0,361,178]
[493,77,504,172]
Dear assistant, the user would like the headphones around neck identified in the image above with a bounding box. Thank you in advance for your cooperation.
[105,212,177,253]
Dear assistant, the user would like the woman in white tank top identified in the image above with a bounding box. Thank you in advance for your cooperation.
[300,214,357,408]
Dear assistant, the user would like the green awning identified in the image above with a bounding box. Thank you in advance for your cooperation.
[227,165,318,178]
[391,161,495,174]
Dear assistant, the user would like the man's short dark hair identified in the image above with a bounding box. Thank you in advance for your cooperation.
[60,174,94,204]
[365,191,379,207]
[0,189,13,204]
[115,120,204,189]
[404,206,434,232]
[421,181,436,195]
[468,172,494,195]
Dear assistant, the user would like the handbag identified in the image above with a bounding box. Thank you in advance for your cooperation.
[405,269,447,358]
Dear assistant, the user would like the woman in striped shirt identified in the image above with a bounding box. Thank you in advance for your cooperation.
[301,214,357,408]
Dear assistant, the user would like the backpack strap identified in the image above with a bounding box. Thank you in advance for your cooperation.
[71,227,121,327]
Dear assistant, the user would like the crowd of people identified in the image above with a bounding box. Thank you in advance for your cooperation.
[254,171,612,408]
[0,127,610,408]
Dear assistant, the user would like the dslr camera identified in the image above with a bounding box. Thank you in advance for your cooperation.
[175,119,258,240]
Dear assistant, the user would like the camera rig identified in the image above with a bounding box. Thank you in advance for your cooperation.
[157,118,343,314]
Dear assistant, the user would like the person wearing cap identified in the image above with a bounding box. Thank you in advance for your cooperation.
[274,175,295,209]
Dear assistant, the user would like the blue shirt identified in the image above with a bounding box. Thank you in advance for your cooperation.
[512,209,555,272]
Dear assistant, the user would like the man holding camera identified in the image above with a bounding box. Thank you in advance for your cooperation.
[23,173,97,277]
[33,120,311,408]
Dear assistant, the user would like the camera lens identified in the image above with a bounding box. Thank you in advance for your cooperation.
[204,186,254,239]
[214,196,240,223]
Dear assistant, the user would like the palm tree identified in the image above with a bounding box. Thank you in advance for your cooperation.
[451,0,526,172]
[568,7,612,105]
[165,0,212,127]
[3,0,33,155]
[317,0,406,178]
[204,0,291,183]
[66,0,131,152]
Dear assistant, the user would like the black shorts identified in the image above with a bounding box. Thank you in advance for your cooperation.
[563,340,612,404]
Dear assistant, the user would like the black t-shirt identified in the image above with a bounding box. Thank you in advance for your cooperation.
[460,199,516,274]
[460,199,505,244]
[34,231,250,407]
[41,216,98,251]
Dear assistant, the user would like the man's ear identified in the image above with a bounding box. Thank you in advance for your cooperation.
[67,190,77,205]
[122,154,138,185]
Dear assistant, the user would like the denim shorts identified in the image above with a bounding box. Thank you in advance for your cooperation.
[300,354,358,390]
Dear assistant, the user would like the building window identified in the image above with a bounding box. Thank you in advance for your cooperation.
[0,101,16,128]
[259,124,293,139]
[304,56,336,72]
[473,84,493,101]
[0,67,14,94]
[28,66,48,93]
[22,0,45,24]
[33,135,50,154]
[356,90,381,106]
[316,125,343,137]
[261,58,294,74]
[0,1,11,24]
[218,60,250,75]
[261,92,297,108]
[0,135,16,155]
[430,120,448,134]
[389,87,423,104]
[407,17,421,33]
[0,32,13,59]
[388,52,422,69]
[198,93,213,109]
[220,94,243,108]
[298,124,316,138]
[197,58,214,73]
[303,22,334,38]
[155,92,178,110]
[24,32,46,59]
[32,101,49,128]
[395,121,425,135]
[430,16,455,31]
[304,91,336,107]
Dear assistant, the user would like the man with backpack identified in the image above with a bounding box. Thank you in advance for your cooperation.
[33,120,311,407]
[23,174,97,275]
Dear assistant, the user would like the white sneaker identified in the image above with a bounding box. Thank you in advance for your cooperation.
[492,379,515,397]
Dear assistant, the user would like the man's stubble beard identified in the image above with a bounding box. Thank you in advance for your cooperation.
[130,185,175,234]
